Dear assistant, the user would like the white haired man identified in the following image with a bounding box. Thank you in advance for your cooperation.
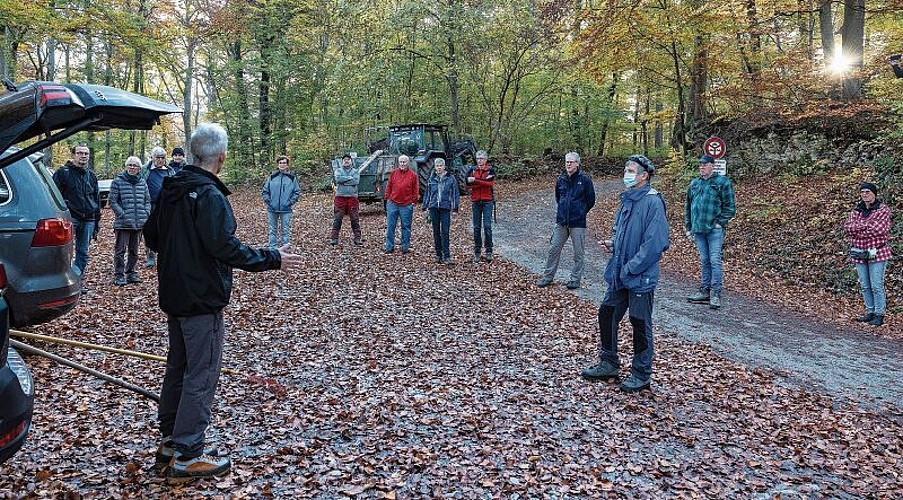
[144,123,302,485]
[536,152,596,289]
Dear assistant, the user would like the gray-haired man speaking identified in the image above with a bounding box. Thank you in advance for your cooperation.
[144,123,302,484]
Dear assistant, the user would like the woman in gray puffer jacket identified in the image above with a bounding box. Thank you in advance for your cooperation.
[109,156,152,285]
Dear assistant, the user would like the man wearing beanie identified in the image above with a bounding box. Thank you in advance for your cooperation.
[685,154,736,309]
[844,182,892,326]
[169,147,186,174]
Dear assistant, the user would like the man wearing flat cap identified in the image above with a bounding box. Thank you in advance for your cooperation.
[331,153,362,246]
[685,154,736,309]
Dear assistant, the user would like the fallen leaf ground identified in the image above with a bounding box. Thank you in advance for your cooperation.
[1,178,901,498]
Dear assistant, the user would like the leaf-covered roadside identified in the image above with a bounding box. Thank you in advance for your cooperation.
[583,165,902,340]
[1,184,901,498]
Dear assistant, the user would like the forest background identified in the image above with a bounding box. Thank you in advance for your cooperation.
[3,0,902,179]
[5,0,903,323]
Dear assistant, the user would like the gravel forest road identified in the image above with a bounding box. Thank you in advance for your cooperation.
[492,181,903,407]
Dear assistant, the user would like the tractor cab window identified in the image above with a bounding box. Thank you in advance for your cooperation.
[389,129,423,157]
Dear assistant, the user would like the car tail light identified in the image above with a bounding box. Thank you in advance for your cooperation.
[6,348,33,396]
[0,421,28,448]
[38,85,72,107]
[0,264,6,289]
[31,218,73,247]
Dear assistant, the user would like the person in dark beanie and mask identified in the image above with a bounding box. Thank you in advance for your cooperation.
[844,182,892,327]
[144,123,303,484]
[582,155,669,392]
[169,147,186,174]
[685,154,736,309]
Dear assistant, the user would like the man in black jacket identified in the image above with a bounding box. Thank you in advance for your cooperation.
[52,144,100,284]
[144,123,301,485]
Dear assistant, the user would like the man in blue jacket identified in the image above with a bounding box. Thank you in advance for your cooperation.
[581,155,669,393]
[144,123,302,484]
[536,152,596,289]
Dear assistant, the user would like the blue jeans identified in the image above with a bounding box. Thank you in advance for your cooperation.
[471,201,494,254]
[855,260,888,315]
[429,208,451,259]
[385,201,413,251]
[693,227,724,292]
[266,210,292,248]
[71,218,96,277]
[598,287,655,381]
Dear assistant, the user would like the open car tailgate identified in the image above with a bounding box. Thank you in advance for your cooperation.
[0,81,182,169]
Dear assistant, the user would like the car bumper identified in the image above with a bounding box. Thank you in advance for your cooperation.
[1,296,34,464]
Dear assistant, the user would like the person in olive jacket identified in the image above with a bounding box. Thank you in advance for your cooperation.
[262,155,302,248]
[536,152,596,290]
[143,123,302,485]
[109,156,151,286]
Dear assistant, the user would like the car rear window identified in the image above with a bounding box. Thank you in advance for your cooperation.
[0,170,9,204]
[32,160,66,211]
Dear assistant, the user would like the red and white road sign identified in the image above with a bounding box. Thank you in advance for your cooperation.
[704,137,726,159]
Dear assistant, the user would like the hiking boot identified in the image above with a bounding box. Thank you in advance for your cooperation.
[473,254,481,263]
[154,442,219,475]
[126,274,141,284]
[383,247,394,254]
[484,252,493,262]
[566,280,580,290]
[870,314,885,327]
[144,257,156,268]
[709,290,722,309]
[434,256,443,263]
[442,257,453,265]
[329,238,338,246]
[114,277,127,286]
[619,374,651,393]
[855,313,875,322]
[687,289,709,303]
[581,360,620,381]
[165,452,231,485]
[536,278,553,288]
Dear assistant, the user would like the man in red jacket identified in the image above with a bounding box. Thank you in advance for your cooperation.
[466,150,496,263]
[384,155,419,253]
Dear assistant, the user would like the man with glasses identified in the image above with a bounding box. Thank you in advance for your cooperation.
[52,144,101,288]
[536,152,596,290]
[144,146,175,267]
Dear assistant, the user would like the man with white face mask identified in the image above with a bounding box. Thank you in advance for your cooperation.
[582,155,669,393]
[536,152,596,289]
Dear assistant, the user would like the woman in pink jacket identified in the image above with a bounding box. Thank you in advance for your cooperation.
[844,182,892,326]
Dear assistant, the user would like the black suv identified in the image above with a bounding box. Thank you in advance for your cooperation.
[0,80,180,464]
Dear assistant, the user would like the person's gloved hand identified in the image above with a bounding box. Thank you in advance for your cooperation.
[685,230,693,240]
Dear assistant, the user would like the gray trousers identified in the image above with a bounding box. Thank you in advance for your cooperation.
[541,224,586,283]
[158,311,225,458]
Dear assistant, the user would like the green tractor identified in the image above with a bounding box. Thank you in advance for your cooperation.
[367,123,478,196]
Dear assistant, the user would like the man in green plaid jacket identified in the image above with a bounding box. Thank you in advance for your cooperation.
[685,154,736,309]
